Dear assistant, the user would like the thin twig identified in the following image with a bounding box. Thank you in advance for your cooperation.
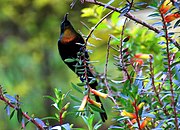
[158,53,175,92]
[83,10,114,96]
[119,18,132,83]
[85,10,114,44]
[133,100,142,130]
[104,36,119,107]
[149,55,169,116]
[104,36,111,92]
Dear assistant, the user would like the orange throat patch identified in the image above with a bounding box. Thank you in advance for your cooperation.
[60,29,76,44]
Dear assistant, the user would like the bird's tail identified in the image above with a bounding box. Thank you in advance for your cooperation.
[86,69,107,122]
[95,95,107,122]
[89,79,107,122]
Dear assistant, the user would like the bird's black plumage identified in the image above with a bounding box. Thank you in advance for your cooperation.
[58,13,107,122]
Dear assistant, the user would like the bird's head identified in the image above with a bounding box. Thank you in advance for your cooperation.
[59,13,78,44]
[60,13,73,33]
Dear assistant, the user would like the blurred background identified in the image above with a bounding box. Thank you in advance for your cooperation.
[1,0,178,129]
[0,0,113,129]
[0,0,86,129]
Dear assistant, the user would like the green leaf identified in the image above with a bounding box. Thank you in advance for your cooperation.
[152,22,163,27]
[89,78,96,85]
[171,61,180,67]
[89,104,104,113]
[17,108,23,123]
[104,0,115,8]
[148,12,160,17]
[134,2,147,6]
[71,83,83,93]
[120,4,130,17]
[149,0,158,8]
[132,85,138,96]
[142,113,156,118]
[69,95,81,103]
[5,94,17,103]
[77,72,85,75]
[10,110,15,119]
[41,116,57,120]
[34,118,46,127]
[64,58,76,63]
[81,114,94,130]
[88,18,99,24]
[77,82,85,86]
[44,95,56,103]
[93,119,102,130]
[96,6,104,17]
[54,88,62,99]
[57,100,62,110]
[5,105,10,116]
[61,123,71,130]
[81,8,94,17]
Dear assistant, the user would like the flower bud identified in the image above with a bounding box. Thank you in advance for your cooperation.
[90,89,108,99]
[140,117,152,129]
[165,13,180,23]
[78,95,88,111]
[137,102,145,111]
[62,111,67,118]
[63,102,70,110]
[134,54,150,59]
[160,0,172,14]
[121,110,136,119]
[88,98,101,108]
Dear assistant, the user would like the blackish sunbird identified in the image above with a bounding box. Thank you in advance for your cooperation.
[58,13,107,122]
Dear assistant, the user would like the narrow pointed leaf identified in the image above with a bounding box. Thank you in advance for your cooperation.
[71,83,83,93]
[17,108,23,123]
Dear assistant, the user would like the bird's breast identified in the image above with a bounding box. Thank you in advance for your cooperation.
[60,29,77,44]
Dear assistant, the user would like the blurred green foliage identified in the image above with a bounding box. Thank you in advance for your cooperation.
[0,0,83,129]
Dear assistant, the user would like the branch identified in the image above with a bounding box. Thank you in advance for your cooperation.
[119,18,132,83]
[103,36,119,107]
[82,0,180,50]
[104,36,111,92]
[149,55,169,116]
[0,87,45,130]
[133,100,142,130]
[160,11,179,130]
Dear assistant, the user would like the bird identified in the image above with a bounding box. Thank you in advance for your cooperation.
[58,13,107,122]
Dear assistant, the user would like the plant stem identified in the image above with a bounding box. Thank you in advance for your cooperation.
[0,88,44,130]
[104,36,111,92]
[119,18,132,83]
[133,100,142,130]
[149,55,169,116]
[160,12,179,130]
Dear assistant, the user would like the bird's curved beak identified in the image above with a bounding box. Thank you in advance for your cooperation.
[63,13,69,22]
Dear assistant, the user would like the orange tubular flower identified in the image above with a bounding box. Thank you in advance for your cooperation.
[131,53,151,66]
[134,59,144,66]
[134,54,150,59]
[121,110,137,119]
[78,95,88,111]
[88,98,101,108]
[136,102,145,111]
[140,117,152,129]
[165,13,180,22]
[90,89,108,99]
[127,118,137,126]
[160,0,172,14]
